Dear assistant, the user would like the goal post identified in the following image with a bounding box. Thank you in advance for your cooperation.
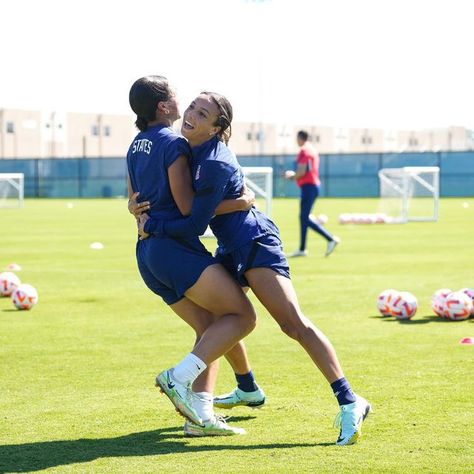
[378,166,439,223]
[242,166,273,216]
[0,173,24,208]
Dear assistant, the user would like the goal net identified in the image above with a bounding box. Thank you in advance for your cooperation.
[202,166,273,237]
[378,166,439,223]
[242,166,273,217]
[0,173,24,208]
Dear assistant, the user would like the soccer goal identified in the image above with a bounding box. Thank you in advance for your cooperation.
[242,166,273,217]
[378,166,439,223]
[0,173,24,208]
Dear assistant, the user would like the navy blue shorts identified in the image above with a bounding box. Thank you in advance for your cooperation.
[215,233,290,287]
[136,236,216,305]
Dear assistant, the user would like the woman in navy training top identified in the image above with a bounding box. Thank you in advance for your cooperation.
[136,91,371,446]
[126,76,256,434]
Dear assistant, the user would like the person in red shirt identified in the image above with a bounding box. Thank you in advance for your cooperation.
[285,130,340,257]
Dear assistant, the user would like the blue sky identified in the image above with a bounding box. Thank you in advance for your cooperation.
[1,0,473,129]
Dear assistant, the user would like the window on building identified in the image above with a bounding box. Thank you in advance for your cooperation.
[58,123,63,129]
[408,137,418,146]
[104,126,111,137]
[314,135,320,143]
[92,125,99,136]
[6,122,15,133]
[247,132,253,141]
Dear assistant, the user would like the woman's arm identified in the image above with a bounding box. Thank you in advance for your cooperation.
[285,163,307,181]
[168,155,194,216]
[215,184,255,215]
[127,174,150,217]
[142,161,231,238]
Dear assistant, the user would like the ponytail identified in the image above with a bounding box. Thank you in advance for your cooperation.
[135,116,148,132]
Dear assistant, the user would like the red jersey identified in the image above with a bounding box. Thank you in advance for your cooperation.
[296,145,320,187]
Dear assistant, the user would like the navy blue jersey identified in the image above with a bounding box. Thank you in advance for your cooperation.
[126,124,191,221]
[145,136,279,253]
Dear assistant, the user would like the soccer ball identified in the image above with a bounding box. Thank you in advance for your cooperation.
[0,272,21,297]
[431,288,452,318]
[376,289,400,316]
[444,291,472,321]
[459,288,474,316]
[339,213,351,224]
[317,214,328,225]
[11,284,39,310]
[391,291,418,320]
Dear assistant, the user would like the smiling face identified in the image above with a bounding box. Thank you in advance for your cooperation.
[181,94,221,146]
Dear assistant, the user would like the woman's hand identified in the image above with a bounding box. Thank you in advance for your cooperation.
[128,192,150,217]
[236,184,256,210]
[137,213,150,240]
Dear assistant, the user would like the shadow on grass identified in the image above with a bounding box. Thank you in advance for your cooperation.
[375,314,472,324]
[0,426,321,473]
[222,415,258,422]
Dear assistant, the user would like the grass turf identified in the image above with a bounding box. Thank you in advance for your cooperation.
[0,197,473,473]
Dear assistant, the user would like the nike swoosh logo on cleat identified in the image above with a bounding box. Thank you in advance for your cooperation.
[166,374,175,390]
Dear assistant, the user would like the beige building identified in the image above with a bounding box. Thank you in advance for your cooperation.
[1,107,473,159]
[0,108,136,159]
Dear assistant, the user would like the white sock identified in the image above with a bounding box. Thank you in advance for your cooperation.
[172,353,207,385]
[193,391,214,422]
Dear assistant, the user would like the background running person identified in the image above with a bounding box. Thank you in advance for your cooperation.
[284,130,340,258]
[126,76,256,433]
[136,91,371,446]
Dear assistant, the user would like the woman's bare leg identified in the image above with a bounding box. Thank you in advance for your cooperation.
[169,297,220,393]
[245,267,344,383]
[184,264,257,365]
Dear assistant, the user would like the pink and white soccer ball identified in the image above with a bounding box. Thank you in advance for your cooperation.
[11,284,39,310]
[316,214,328,225]
[444,291,473,321]
[431,288,452,318]
[310,213,328,225]
[459,288,474,316]
[391,291,418,320]
[0,272,21,297]
[339,213,351,224]
[376,289,400,316]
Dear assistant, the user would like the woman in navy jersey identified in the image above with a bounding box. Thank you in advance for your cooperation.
[136,91,371,446]
[126,76,256,435]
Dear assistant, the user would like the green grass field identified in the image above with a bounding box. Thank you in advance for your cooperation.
[1,198,473,473]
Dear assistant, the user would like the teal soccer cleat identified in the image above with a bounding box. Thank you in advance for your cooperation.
[155,369,202,426]
[334,394,371,446]
[213,386,266,410]
[184,414,246,437]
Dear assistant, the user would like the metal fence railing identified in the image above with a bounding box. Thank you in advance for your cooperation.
[0,151,473,198]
